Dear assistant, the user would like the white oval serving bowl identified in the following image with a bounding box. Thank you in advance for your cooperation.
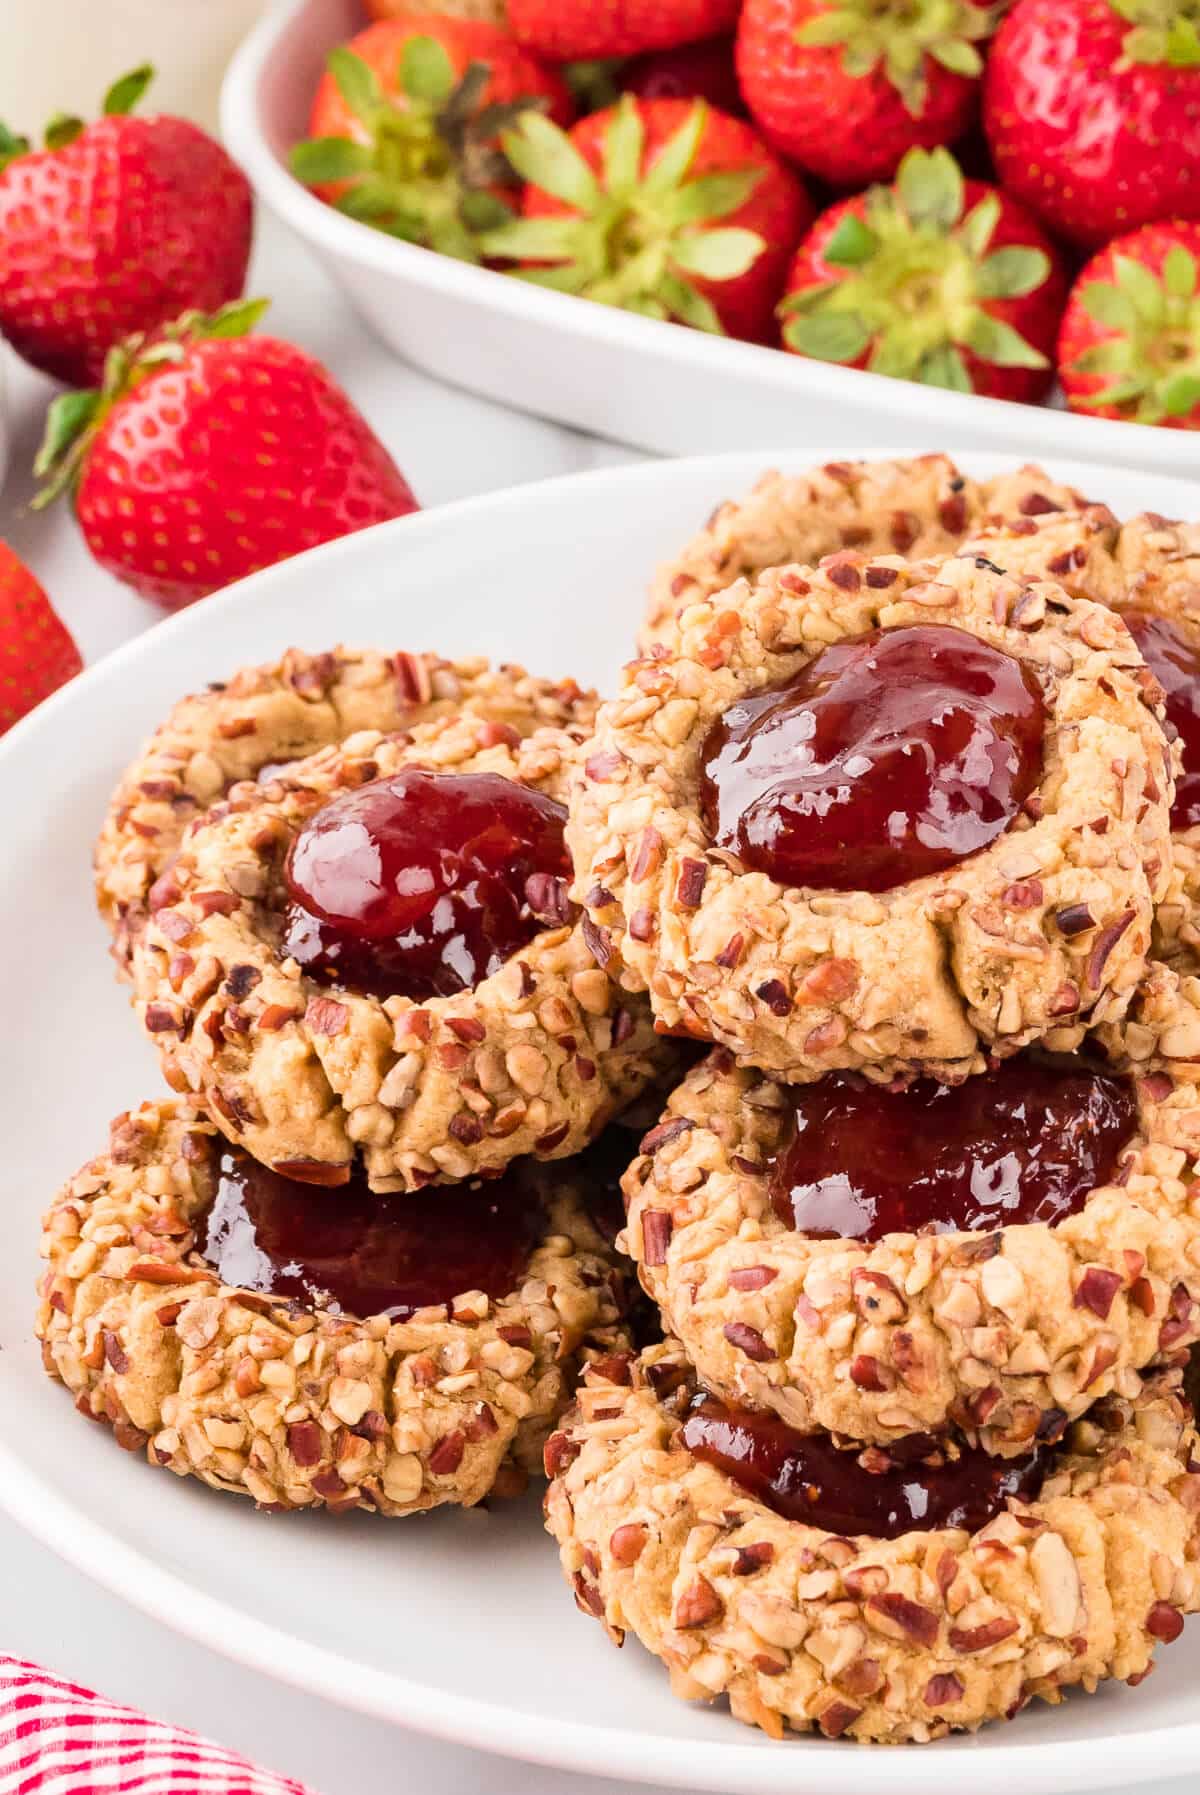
[4,447,1200,1795]
[223,0,1200,477]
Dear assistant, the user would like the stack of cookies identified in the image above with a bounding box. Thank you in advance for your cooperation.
[39,653,676,1517]
[34,451,1200,1748]
[543,454,1200,1743]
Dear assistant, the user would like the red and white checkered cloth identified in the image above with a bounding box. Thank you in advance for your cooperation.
[0,1657,319,1794]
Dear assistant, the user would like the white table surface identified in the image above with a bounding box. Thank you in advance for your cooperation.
[0,212,1187,1795]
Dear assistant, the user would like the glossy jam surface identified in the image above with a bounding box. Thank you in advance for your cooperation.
[281,769,571,999]
[769,1055,1137,1241]
[1122,610,1200,830]
[196,1146,542,1319]
[681,1397,1045,1539]
[698,624,1045,893]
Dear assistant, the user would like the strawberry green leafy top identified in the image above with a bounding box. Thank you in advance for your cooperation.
[290,35,544,260]
[0,65,154,170]
[1110,0,1200,67]
[781,147,1051,390]
[795,0,1006,114]
[1073,244,1200,421]
[480,98,766,332]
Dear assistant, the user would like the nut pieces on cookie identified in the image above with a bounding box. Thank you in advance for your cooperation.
[642,453,1090,650]
[127,705,671,1189]
[572,550,1173,1080]
[38,1102,633,1516]
[954,501,1200,972]
[621,1013,1200,1450]
[544,1343,1200,1744]
[97,648,598,978]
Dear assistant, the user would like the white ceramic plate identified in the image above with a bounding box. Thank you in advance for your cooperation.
[222,0,1200,478]
[3,449,1200,1795]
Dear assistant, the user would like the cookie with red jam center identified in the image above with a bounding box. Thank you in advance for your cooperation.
[281,768,572,1000]
[128,707,672,1191]
[620,1022,1200,1452]
[699,624,1045,894]
[543,1343,1200,1745]
[97,647,596,977]
[198,1145,546,1320]
[768,1053,1137,1241]
[37,1101,637,1518]
[680,1395,1046,1539]
[572,551,1171,1082]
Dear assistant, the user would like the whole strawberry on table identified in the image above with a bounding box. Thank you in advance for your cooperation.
[34,301,420,610]
[286,0,1200,430]
[0,63,424,745]
[0,67,252,386]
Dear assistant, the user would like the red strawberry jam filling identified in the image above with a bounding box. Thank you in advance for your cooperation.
[681,1396,1045,1539]
[280,768,572,999]
[768,1054,1137,1241]
[196,1146,543,1319]
[698,623,1045,892]
[1122,610,1200,830]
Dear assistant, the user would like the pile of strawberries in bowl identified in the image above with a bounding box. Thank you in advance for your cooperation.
[287,0,1200,430]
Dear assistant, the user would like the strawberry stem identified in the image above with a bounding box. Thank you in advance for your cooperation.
[1110,0,1200,67]
[1073,243,1200,421]
[479,96,765,332]
[0,121,31,171]
[43,114,85,151]
[290,38,547,260]
[780,147,1050,389]
[102,66,155,116]
[0,66,154,169]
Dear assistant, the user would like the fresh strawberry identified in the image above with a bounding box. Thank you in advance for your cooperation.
[737,0,1004,187]
[508,0,739,60]
[985,0,1200,247]
[33,302,419,611]
[0,543,82,734]
[1058,221,1200,427]
[622,35,745,112]
[0,68,252,388]
[780,147,1068,402]
[292,16,570,257]
[481,96,812,342]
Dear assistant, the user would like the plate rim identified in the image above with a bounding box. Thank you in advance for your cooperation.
[6,444,1200,1793]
